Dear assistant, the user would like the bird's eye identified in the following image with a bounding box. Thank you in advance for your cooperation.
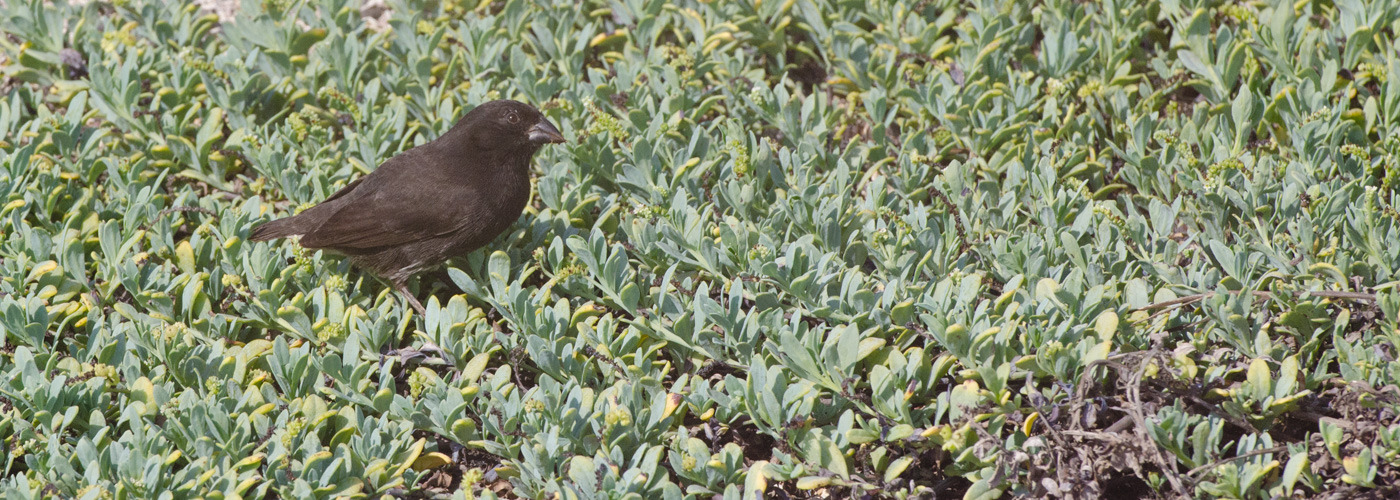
[507,113,520,124]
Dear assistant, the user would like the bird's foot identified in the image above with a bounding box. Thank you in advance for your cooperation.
[393,282,427,316]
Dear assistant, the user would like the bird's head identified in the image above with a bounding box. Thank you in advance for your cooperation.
[453,99,566,152]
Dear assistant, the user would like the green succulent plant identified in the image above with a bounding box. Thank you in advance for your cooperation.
[3,0,1400,498]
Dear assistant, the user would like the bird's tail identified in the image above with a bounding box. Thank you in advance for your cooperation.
[249,216,304,242]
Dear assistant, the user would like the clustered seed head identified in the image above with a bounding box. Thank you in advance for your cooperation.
[747,244,772,262]
[1358,62,1388,83]
[282,418,305,446]
[1206,158,1246,185]
[182,52,227,79]
[324,274,347,292]
[1341,144,1369,162]
[1076,78,1103,99]
[931,128,954,145]
[604,406,633,427]
[317,87,361,121]
[631,202,667,220]
[583,99,630,142]
[318,322,345,343]
[1303,107,1332,123]
[407,370,432,398]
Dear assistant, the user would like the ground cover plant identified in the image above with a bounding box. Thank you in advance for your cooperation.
[2,0,1400,497]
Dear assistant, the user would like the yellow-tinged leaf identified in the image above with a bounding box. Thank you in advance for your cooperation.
[1283,451,1309,494]
[248,371,269,386]
[945,323,968,341]
[588,29,628,47]
[394,438,427,477]
[241,339,274,359]
[885,456,914,483]
[291,28,327,54]
[411,452,452,471]
[1247,358,1272,400]
[151,144,174,159]
[746,460,770,492]
[1035,277,1060,299]
[1084,341,1112,365]
[29,260,59,280]
[1307,262,1346,284]
[234,477,260,495]
[196,469,217,490]
[1267,391,1313,411]
[1277,355,1300,396]
[964,478,1004,500]
[303,450,333,471]
[1343,455,1360,476]
[857,337,886,361]
[661,393,683,420]
[1207,387,1234,398]
[413,366,440,385]
[319,478,364,497]
[175,241,196,274]
[131,376,156,415]
[494,464,519,478]
[463,352,491,382]
[365,459,390,478]
[451,418,477,442]
[974,326,1000,344]
[1094,311,1119,340]
[890,298,916,324]
[373,388,393,412]
[234,454,264,470]
[847,429,878,444]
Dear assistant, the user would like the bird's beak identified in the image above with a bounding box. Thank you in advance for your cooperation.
[528,119,566,144]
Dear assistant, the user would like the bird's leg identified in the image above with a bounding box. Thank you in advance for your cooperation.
[393,281,427,316]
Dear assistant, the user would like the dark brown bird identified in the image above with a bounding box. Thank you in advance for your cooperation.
[250,99,565,314]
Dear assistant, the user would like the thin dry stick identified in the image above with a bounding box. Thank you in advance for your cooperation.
[144,206,220,231]
[1057,429,1135,441]
[1138,289,1377,313]
[1070,352,1139,420]
[928,186,971,256]
[1140,291,1270,324]
[1123,350,1193,499]
[153,205,219,222]
[910,0,937,14]
[1185,445,1291,483]
[1069,353,1191,498]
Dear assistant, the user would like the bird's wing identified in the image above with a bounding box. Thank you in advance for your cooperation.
[321,177,364,204]
[297,154,474,253]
